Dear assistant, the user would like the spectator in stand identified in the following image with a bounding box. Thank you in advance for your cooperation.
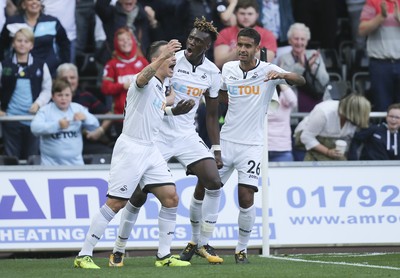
[267,84,297,162]
[101,27,149,137]
[56,63,114,154]
[0,27,51,160]
[348,103,400,160]
[294,93,371,161]
[139,0,192,44]
[0,0,70,77]
[95,0,159,65]
[0,0,17,31]
[31,79,100,166]
[41,0,76,62]
[258,0,295,46]
[346,0,366,50]
[278,22,330,113]
[292,0,338,49]
[213,0,277,69]
[359,0,400,112]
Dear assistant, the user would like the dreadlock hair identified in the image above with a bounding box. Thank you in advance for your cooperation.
[193,16,219,42]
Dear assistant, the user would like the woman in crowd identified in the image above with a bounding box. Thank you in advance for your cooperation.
[294,93,371,161]
[0,0,70,77]
[278,22,330,112]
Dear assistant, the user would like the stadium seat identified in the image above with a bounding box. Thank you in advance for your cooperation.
[320,48,342,78]
[27,155,41,165]
[0,155,19,165]
[352,71,371,102]
[83,153,112,164]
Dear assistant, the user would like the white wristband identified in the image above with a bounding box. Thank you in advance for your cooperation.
[211,145,221,152]
[165,106,174,116]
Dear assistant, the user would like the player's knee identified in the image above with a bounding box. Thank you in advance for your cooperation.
[129,191,148,207]
[106,198,127,212]
[202,176,222,190]
[160,192,179,208]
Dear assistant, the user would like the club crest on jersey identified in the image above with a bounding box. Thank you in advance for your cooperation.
[251,72,258,79]
[201,73,207,80]
[228,85,260,95]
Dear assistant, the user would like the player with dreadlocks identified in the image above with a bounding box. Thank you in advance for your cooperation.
[108,17,224,266]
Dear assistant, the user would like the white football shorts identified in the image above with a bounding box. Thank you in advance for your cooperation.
[219,139,263,191]
[155,132,214,170]
[107,134,174,199]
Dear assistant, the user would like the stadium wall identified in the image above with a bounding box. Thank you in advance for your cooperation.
[0,161,399,252]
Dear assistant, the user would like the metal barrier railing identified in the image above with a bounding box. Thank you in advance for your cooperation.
[0,112,388,122]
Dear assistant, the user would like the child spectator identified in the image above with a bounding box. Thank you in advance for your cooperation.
[0,27,51,160]
[30,79,100,165]
[56,63,114,154]
[101,27,148,137]
[348,103,400,160]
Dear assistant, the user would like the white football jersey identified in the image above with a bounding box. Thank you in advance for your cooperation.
[160,50,222,137]
[122,75,167,142]
[221,60,287,145]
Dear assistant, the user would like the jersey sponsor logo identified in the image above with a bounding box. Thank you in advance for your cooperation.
[173,82,207,97]
[177,69,190,74]
[153,98,167,111]
[228,85,260,95]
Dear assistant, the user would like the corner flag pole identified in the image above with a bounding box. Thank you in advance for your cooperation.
[261,113,270,257]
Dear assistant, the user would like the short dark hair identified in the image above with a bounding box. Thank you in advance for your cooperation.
[235,0,260,13]
[146,40,168,61]
[52,78,72,95]
[237,27,261,46]
[387,103,400,112]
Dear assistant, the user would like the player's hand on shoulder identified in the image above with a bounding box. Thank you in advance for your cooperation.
[172,99,195,115]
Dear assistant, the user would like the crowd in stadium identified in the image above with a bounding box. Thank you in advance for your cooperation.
[1,0,400,165]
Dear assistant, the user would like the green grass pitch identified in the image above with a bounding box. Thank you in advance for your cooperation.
[1,253,400,278]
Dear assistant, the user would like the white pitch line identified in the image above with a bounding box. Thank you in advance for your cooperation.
[269,255,400,271]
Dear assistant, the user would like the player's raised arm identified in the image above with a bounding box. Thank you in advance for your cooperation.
[265,70,306,87]
[136,39,181,87]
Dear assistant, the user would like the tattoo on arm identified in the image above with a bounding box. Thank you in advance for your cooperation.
[142,66,156,81]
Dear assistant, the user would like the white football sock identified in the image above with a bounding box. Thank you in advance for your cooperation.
[113,201,141,253]
[189,196,203,244]
[157,206,177,258]
[236,205,255,253]
[198,188,221,247]
[79,204,115,257]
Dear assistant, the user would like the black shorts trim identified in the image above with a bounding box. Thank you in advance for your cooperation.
[143,182,175,193]
[238,183,259,193]
[106,194,130,201]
